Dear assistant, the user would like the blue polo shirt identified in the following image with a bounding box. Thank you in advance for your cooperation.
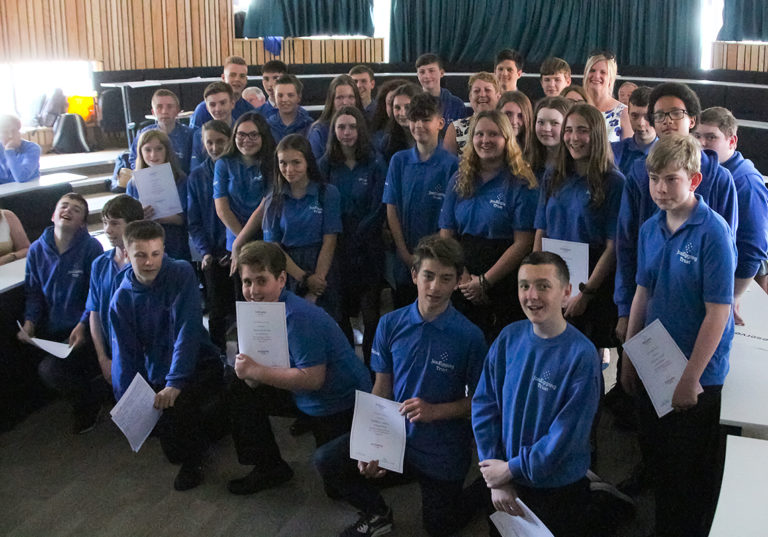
[439,169,539,238]
[637,195,735,386]
[187,157,227,258]
[281,289,372,415]
[614,149,738,317]
[383,146,458,250]
[307,122,330,160]
[611,136,657,178]
[472,321,600,489]
[189,97,254,129]
[130,122,194,174]
[256,100,278,118]
[372,301,487,481]
[723,151,768,278]
[534,169,624,247]
[213,155,268,250]
[0,139,40,184]
[267,108,313,142]
[262,182,342,248]
[438,87,468,127]
[85,249,130,353]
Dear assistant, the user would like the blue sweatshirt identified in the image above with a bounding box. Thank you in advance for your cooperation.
[267,107,314,142]
[439,87,468,127]
[85,249,130,354]
[472,321,600,489]
[614,149,738,317]
[129,122,194,174]
[0,140,41,184]
[611,136,657,178]
[307,122,330,161]
[24,226,103,338]
[109,256,219,399]
[187,158,227,258]
[189,97,255,129]
[723,151,768,278]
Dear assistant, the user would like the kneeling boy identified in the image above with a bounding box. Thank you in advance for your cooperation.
[472,251,601,537]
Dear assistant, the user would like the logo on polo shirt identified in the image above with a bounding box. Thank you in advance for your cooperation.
[357,176,368,186]
[676,242,699,265]
[431,351,455,373]
[309,202,323,215]
[490,193,506,210]
[427,183,445,201]
[533,369,557,392]
[68,268,84,278]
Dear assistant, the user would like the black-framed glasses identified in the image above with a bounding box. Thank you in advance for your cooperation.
[236,131,261,141]
[652,109,689,123]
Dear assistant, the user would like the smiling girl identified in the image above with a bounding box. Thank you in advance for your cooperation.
[497,91,533,155]
[526,96,571,180]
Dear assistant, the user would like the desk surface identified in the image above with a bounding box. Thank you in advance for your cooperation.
[709,435,768,537]
[0,175,79,197]
[0,258,25,294]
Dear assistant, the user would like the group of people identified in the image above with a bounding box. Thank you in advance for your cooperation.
[7,47,768,537]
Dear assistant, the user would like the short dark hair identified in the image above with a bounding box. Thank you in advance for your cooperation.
[262,60,287,74]
[58,193,89,222]
[406,92,441,121]
[412,234,464,276]
[520,251,570,286]
[204,81,233,100]
[628,86,652,108]
[238,240,286,278]
[495,49,524,71]
[648,82,701,125]
[415,53,443,70]
[275,74,303,95]
[102,194,144,223]
[540,57,570,77]
[349,64,374,79]
[123,220,165,247]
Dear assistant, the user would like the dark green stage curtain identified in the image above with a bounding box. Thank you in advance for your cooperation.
[390,0,701,69]
[243,0,374,38]
[717,0,768,41]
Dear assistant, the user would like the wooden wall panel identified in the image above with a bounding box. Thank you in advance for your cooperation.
[712,41,768,72]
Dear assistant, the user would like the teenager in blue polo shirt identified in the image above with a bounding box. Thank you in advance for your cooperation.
[315,235,488,537]
[472,251,601,537]
[308,75,363,160]
[17,193,104,433]
[384,93,458,307]
[188,120,234,350]
[189,55,254,129]
[534,103,624,350]
[620,134,735,537]
[256,60,287,119]
[86,195,144,386]
[228,240,371,496]
[213,112,276,254]
[349,64,377,120]
[261,134,343,321]
[0,114,40,184]
[440,109,538,341]
[129,89,194,174]
[267,74,313,142]
[695,106,768,324]
[611,86,657,177]
[189,82,237,170]
[415,53,467,128]
[317,106,387,363]
[110,221,223,491]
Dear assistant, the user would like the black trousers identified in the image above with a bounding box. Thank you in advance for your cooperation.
[202,256,235,351]
[37,336,106,413]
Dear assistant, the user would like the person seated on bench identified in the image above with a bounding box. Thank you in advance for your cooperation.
[0,114,41,184]
[0,208,30,265]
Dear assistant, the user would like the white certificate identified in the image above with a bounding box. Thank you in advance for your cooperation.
[17,321,72,359]
[541,238,589,291]
[349,390,406,474]
[131,162,183,220]
[110,373,162,452]
[623,318,701,418]
[236,301,290,368]
[490,500,554,537]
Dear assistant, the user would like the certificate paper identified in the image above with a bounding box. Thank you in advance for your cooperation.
[349,390,406,473]
[541,238,589,291]
[490,500,554,537]
[16,321,72,358]
[623,319,700,418]
[131,162,183,219]
[110,373,162,452]
[236,301,290,368]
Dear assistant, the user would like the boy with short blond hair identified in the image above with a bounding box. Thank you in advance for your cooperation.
[130,89,194,173]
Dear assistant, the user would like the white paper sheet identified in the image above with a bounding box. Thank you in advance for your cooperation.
[131,162,183,220]
[110,373,162,452]
[16,321,72,358]
[541,238,589,291]
[349,390,406,474]
[490,500,555,537]
[235,301,290,368]
[623,318,701,418]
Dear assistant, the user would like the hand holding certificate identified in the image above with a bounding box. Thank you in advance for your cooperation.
[490,500,554,537]
[349,390,406,474]
[623,319,702,417]
[541,238,589,291]
[110,373,162,452]
[131,162,183,220]
[16,321,72,358]
[236,301,290,368]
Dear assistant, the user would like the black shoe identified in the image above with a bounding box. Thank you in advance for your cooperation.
[227,461,294,495]
[289,415,312,436]
[73,403,100,434]
[174,463,204,491]
[340,508,393,537]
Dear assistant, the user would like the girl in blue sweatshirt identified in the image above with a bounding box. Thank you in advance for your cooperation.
[307,75,364,160]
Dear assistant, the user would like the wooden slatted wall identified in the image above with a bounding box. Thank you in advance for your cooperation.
[232,37,385,65]
[712,41,768,72]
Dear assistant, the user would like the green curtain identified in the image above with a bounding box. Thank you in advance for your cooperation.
[390,0,701,69]
[244,0,374,38]
[717,0,768,41]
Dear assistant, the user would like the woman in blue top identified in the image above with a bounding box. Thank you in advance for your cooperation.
[440,110,539,340]
[262,135,343,322]
[534,102,624,349]
[213,112,276,254]
[318,106,386,364]
[127,130,191,261]
[307,75,363,161]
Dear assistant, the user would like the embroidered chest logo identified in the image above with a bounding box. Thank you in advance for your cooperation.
[533,369,557,392]
[676,242,698,265]
[431,351,455,373]
[357,176,368,185]
[68,268,84,278]
[428,183,445,201]
[490,193,506,210]
[309,202,323,215]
